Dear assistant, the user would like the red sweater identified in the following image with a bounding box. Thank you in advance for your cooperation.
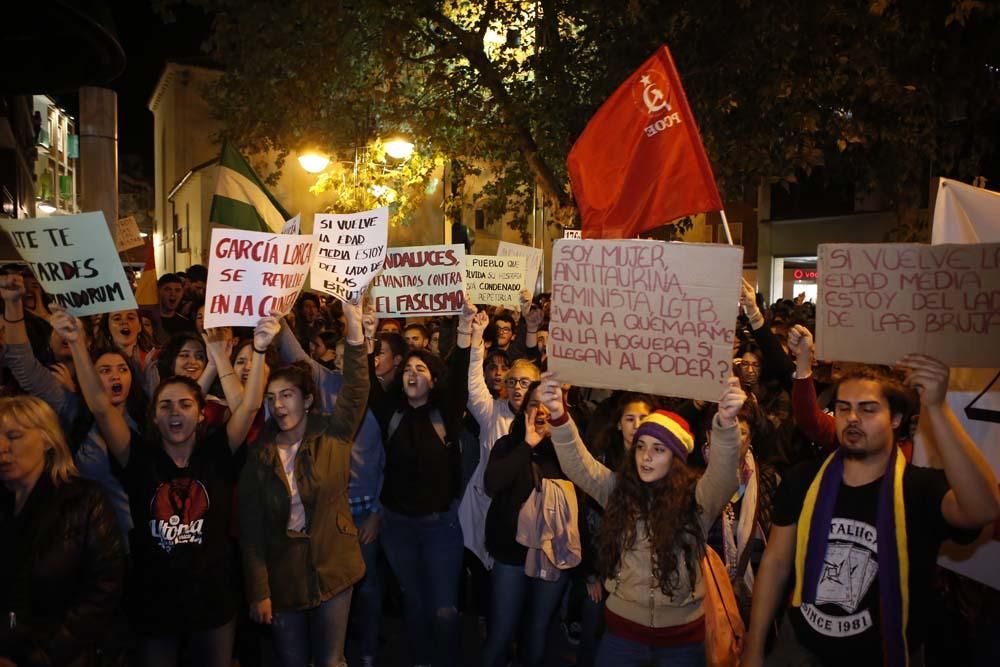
[792,376,912,461]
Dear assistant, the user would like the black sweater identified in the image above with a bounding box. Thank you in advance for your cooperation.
[484,434,578,566]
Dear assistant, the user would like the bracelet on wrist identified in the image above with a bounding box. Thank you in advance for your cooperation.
[458,328,472,335]
[3,314,25,323]
[252,344,268,354]
[219,371,235,380]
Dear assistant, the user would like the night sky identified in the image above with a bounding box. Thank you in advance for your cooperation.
[56,1,213,181]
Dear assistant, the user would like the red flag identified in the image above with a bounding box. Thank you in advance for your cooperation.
[567,46,723,239]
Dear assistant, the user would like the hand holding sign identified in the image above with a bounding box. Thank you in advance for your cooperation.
[253,316,282,353]
[470,310,489,347]
[897,354,950,408]
[539,372,564,421]
[343,298,365,345]
[0,272,25,303]
[716,377,747,428]
[49,305,84,345]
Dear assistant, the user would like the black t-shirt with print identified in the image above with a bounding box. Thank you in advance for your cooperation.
[773,460,979,667]
[112,428,238,636]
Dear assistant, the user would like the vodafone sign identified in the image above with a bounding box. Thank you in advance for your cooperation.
[793,268,817,280]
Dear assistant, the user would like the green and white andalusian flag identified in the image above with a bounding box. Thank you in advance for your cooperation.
[210,143,291,233]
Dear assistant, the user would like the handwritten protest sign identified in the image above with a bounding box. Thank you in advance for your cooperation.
[115,216,144,251]
[371,244,466,317]
[1,211,138,316]
[497,241,542,298]
[282,214,301,235]
[465,255,527,307]
[204,228,313,328]
[310,207,388,303]
[817,243,1000,366]
[549,239,742,402]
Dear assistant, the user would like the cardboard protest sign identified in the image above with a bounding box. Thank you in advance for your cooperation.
[497,241,542,298]
[204,228,313,328]
[310,207,388,303]
[1,211,137,316]
[465,255,527,308]
[115,216,145,251]
[816,243,1000,366]
[281,214,301,235]
[371,244,465,317]
[549,239,741,402]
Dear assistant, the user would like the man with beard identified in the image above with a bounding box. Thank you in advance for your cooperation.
[152,274,195,343]
[743,358,1000,667]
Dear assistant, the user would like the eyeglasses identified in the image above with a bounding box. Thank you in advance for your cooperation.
[495,325,512,333]
[505,377,533,389]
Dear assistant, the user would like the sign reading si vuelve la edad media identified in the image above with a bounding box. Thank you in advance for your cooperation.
[548,239,742,403]
[370,244,466,317]
[204,228,313,328]
[310,207,388,304]
[0,211,138,316]
[816,242,1000,366]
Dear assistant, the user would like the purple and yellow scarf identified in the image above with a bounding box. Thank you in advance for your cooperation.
[791,447,909,666]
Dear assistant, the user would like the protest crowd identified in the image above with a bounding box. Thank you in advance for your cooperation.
[0,246,998,667]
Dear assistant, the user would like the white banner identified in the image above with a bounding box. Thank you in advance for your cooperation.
[310,207,388,304]
[465,255,527,307]
[204,228,313,328]
[371,244,466,317]
[1,211,138,316]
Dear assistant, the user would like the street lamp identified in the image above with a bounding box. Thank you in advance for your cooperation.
[297,151,330,173]
[384,138,414,160]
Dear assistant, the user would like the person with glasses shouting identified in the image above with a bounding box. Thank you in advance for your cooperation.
[458,299,541,573]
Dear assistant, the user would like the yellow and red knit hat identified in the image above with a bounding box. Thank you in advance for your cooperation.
[633,410,695,463]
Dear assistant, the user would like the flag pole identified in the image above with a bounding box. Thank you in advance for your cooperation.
[720,210,734,246]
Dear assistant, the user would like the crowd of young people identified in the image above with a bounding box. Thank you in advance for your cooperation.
[0,260,997,667]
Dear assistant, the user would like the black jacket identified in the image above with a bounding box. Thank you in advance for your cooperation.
[484,434,579,567]
[0,476,125,667]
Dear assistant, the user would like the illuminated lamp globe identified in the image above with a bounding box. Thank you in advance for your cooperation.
[298,152,331,173]
[384,138,414,160]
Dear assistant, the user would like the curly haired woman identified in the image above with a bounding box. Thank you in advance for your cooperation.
[540,373,746,667]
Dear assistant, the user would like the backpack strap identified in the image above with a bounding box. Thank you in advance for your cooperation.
[387,408,448,446]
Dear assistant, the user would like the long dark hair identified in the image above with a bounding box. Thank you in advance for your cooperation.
[393,349,449,410]
[590,393,658,470]
[97,310,155,354]
[157,332,206,381]
[147,376,206,446]
[597,447,704,597]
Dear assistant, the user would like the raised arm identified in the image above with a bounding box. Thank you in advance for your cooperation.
[204,328,243,410]
[0,274,74,418]
[322,300,370,441]
[696,377,745,532]
[899,354,1000,529]
[51,306,134,466]
[467,309,498,424]
[741,279,795,392]
[742,523,797,666]
[788,325,836,450]
[541,374,615,507]
[226,317,280,451]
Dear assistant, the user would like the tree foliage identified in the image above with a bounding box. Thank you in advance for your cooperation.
[159,0,999,231]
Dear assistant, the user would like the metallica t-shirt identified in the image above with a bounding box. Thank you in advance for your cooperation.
[113,429,239,636]
[773,460,979,666]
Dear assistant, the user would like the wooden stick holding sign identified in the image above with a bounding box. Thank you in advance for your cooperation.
[548,239,742,403]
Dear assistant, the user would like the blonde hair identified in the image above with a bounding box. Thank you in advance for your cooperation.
[0,396,78,486]
[505,358,540,381]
